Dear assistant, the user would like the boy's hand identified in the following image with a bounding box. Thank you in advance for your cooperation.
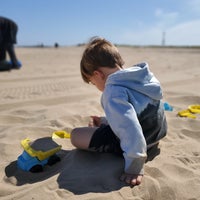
[120,173,143,186]
[88,116,101,127]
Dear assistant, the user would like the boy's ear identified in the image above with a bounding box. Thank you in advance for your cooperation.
[93,70,100,76]
[93,70,105,79]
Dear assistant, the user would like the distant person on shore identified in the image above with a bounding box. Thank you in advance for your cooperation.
[0,16,22,71]
[54,42,59,48]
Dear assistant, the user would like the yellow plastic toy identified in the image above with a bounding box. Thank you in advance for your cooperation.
[21,138,62,161]
[52,130,71,139]
[178,110,196,119]
[188,105,200,113]
[178,104,200,119]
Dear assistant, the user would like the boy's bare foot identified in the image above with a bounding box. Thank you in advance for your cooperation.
[120,173,143,186]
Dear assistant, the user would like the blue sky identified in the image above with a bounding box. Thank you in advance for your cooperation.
[1,0,200,46]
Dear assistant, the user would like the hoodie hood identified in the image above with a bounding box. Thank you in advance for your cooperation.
[105,62,162,100]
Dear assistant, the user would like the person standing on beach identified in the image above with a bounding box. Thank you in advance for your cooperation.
[70,37,167,186]
[0,16,21,69]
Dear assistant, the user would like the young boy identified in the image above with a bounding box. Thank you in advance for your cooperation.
[70,37,167,186]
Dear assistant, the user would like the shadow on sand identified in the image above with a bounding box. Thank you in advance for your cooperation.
[5,145,160,194]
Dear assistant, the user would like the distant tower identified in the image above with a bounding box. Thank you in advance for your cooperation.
[162,31,166,46]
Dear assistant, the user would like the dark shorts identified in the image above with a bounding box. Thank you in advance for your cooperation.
[88,124,123,155]
[88,102,167,156]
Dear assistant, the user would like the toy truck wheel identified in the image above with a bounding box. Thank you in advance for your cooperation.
[29,164,43,173]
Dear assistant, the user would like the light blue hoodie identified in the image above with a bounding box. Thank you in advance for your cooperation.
[101,62,167,174]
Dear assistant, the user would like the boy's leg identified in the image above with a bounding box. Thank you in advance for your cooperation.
[71,125,123,155]
[71,127,98,150]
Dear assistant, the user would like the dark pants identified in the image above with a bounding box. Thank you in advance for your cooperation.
[0,17,18,66]
[0,43,18,65]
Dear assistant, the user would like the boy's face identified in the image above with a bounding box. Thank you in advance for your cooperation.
[89,70,106,92]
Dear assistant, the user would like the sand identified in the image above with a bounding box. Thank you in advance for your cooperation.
[0,46,200,200]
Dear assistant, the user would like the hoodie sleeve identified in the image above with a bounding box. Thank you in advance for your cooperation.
[102,86,147,175]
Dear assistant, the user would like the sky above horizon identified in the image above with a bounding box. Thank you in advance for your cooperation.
[1,0,200,46]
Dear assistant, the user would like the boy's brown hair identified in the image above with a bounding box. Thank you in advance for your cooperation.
[80,37,125,83]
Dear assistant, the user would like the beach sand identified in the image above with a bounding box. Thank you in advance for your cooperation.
[0,46,200,200]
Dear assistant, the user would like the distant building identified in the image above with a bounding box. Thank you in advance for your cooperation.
[162,31,166,46]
